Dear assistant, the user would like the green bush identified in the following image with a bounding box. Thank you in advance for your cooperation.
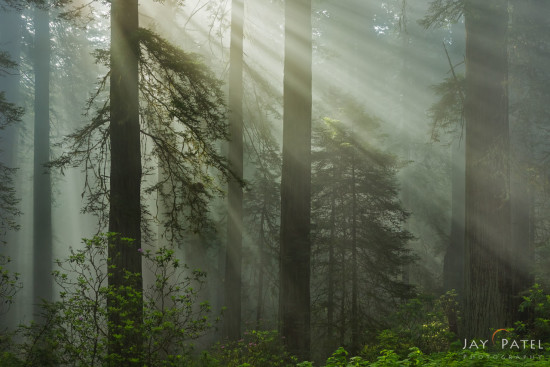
[11,233,213,366]
[316,347,550,366]
[209,329,297,367]
[517,283,550,344]
[0,254,20,315]
[361,291,457,361]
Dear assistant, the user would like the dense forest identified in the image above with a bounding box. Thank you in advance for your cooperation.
[1,0,550,365]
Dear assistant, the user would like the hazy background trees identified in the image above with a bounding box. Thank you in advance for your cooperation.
[1,0,550,364]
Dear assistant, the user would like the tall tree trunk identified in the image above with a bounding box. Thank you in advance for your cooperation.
[279,0,312,359]
[326,167,336,348]
[33,5,52,319]
[350,154,359,354]
[443,140,465,298]
[509,0,538,317]
[338,245,346,346]
[108,0,142,362]
[398,0,411,286]
[224,0,244,341]
[463,0,513,337]
[256,202,266,328]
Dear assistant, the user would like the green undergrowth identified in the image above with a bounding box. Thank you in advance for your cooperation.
[191,347,550,367]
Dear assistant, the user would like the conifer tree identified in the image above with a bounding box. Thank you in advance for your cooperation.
[311,117,414,352]
[49,1,231,362]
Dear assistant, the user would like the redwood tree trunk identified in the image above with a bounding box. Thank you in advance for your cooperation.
[108,0,142,361]
[509,0,538,320]
[463,0,513,337]
[279,0,312,359]
[33,5,52,319]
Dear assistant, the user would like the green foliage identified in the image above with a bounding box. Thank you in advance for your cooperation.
[0,255,20,315]
[362,292,458,361]
[311,116,415,348]
[137,27,230,235]
[428,75,465,143]
[9,234,212,366]
[210,330,297,367]
[316,347,550,366]
[419,0,464,29]
[50,28,230,240]
[0,51,23,237]
[517,284,550,345]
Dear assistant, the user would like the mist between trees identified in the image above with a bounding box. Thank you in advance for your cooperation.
[1,0,550,365]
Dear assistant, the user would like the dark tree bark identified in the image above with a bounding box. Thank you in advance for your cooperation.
[279,0,312,359]
[463,0,514,337]
[33,5,52,319]
[108,0,142,361]
[509,0,539,317]
[224,0,244,341]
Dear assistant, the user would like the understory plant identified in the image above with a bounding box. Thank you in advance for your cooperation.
[209,329,297,367]
[13,233,213,366]
[361,291,458,361]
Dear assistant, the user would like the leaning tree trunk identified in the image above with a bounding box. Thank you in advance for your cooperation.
[463,0,513,338]
[279,0,312,360]
[224,0,244,341]
[33,4,52,320]
[108,0,143,362]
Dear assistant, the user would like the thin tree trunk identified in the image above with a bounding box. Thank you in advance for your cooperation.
[33,5,52,319]
[224,0,244,341]
[326,167,336,345]
[108,0,142,361]
[339,244,346,346]
[279,0,312,359]
[256,203,266,328]
[350,153,359,354]
[463,0,513,337]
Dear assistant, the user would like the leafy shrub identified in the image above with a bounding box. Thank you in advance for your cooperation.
[0,254,20,315]
[12,233,213,366]
[317,347,550,366]
[211,329,297,367]
[517,283,550,345]
[361,291,458,361]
